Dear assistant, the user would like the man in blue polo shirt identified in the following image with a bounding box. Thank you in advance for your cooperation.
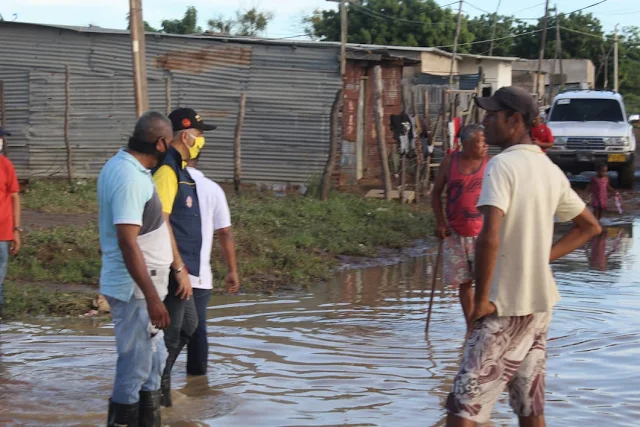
[98,111,173,427]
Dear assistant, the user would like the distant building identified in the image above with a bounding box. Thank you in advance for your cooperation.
[512,70,548,97]
[458,54,518,96]
[512,59,595,92]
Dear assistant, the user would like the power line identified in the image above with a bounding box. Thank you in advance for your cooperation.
[351,5,449,26]
[350,1,459,26]
[464,1,492,15]
[350,1,457,25]
[560,26,608,39]
[510,3,546,15]
[565,0,608,15]
[433,25,553,49]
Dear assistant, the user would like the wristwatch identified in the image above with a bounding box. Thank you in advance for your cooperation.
[172,264,186,274]
[14,226,23,232]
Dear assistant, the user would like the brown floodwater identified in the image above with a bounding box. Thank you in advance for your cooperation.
[2,220,640,426]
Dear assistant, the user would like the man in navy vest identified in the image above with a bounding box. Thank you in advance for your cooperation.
[153,107,215,407]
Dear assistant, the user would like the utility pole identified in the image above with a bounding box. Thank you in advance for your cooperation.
[129,0,148,116]
[604,55,608,89]
[535,0,550,102]
[551,5,561,99]
[449,0,463,86]
[327,0,353,76]
[488,0,502,56]
[614,25,619,92]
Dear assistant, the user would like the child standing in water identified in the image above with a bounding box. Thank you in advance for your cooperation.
[587,163,618,220]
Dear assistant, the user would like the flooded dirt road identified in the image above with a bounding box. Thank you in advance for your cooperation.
[2,220,640,426]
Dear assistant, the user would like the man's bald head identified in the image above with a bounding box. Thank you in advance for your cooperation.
[132,111,173,144]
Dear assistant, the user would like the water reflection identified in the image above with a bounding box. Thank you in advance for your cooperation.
[1,222,640,426]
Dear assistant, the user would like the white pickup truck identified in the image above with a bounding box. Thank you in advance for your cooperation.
[546,90,637,188]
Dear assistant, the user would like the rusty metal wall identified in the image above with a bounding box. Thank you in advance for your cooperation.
[0,22,341,184]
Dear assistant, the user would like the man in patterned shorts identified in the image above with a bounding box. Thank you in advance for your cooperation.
[446,87,602,426]
[432,124,488,324]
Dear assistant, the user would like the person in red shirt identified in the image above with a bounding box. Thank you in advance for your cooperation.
[531,115,554,152]
[0,127,22,318]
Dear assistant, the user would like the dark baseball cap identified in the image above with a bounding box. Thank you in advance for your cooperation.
[475,86,538,127]
[0,127,11,137]
[169,108,217,132]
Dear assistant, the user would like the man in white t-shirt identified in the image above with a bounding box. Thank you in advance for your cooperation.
[185,155,239,376]
[446,87,602,427]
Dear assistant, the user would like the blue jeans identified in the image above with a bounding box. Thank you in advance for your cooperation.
[0,241,9,307]
[187,288,211,375]
[107,296,168,404]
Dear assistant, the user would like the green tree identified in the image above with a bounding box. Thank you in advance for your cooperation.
[126,12,158,32]
[236,8,274,36]
[304,0,473,50]
[207,8,273,36]
[161,6,202,34]
[466,14,521,57]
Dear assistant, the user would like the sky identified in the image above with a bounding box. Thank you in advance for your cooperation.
[0,0,636,40]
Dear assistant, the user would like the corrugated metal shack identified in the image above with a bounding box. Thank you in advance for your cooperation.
[0,22,343,184]
[338,47,458,186]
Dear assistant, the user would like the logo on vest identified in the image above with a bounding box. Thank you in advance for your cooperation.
[186,196,193,208]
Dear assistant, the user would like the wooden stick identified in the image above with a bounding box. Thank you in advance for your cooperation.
[426,239,444,334]
[320,89,344,201]
[233,93,246,194]
[64,65,73,184]
[373,66,392,201]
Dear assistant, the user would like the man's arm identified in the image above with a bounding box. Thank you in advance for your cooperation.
[10,192,21,255]
[216,227,239,294]
[470,206,503,323]
[550,208,601,262]
[117,224,170,329]
[431,154,451,239]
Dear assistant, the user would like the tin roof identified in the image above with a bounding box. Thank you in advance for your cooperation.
[1,21,460,59]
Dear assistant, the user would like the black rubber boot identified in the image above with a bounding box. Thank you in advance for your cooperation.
[107,399,139,427]
[139,390,162,427]
[160,347,180,408]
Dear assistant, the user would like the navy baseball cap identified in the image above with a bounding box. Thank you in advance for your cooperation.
[169,108,217,132]
[0,127,11,137]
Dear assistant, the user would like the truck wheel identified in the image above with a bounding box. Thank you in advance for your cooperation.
[618,159,635,189]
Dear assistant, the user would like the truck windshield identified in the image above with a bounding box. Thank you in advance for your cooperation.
[549,98,624,122]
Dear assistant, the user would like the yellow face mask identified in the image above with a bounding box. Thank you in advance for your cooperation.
[189,136,205,160]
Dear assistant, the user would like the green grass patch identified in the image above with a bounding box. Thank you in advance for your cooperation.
[8,185,433,317]
[3,281,95,319]
[22,179,98,214]
[8,224,102,284]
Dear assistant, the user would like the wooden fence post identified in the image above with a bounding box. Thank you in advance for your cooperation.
[233,93,246,194]
[0,81,6,156]
[64,65,73,184]
[320,89,343,201]
[373,65,392,201]
[165,77,171,116]
[475,66,484,123]
[422,90,431,195]
[441,90,448,153]
[412,91,423,203]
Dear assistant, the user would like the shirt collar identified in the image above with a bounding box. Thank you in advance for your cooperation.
[117,149,151,174]
[502,144,542,154]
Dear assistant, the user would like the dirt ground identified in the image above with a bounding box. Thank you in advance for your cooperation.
[22,210,97,229]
